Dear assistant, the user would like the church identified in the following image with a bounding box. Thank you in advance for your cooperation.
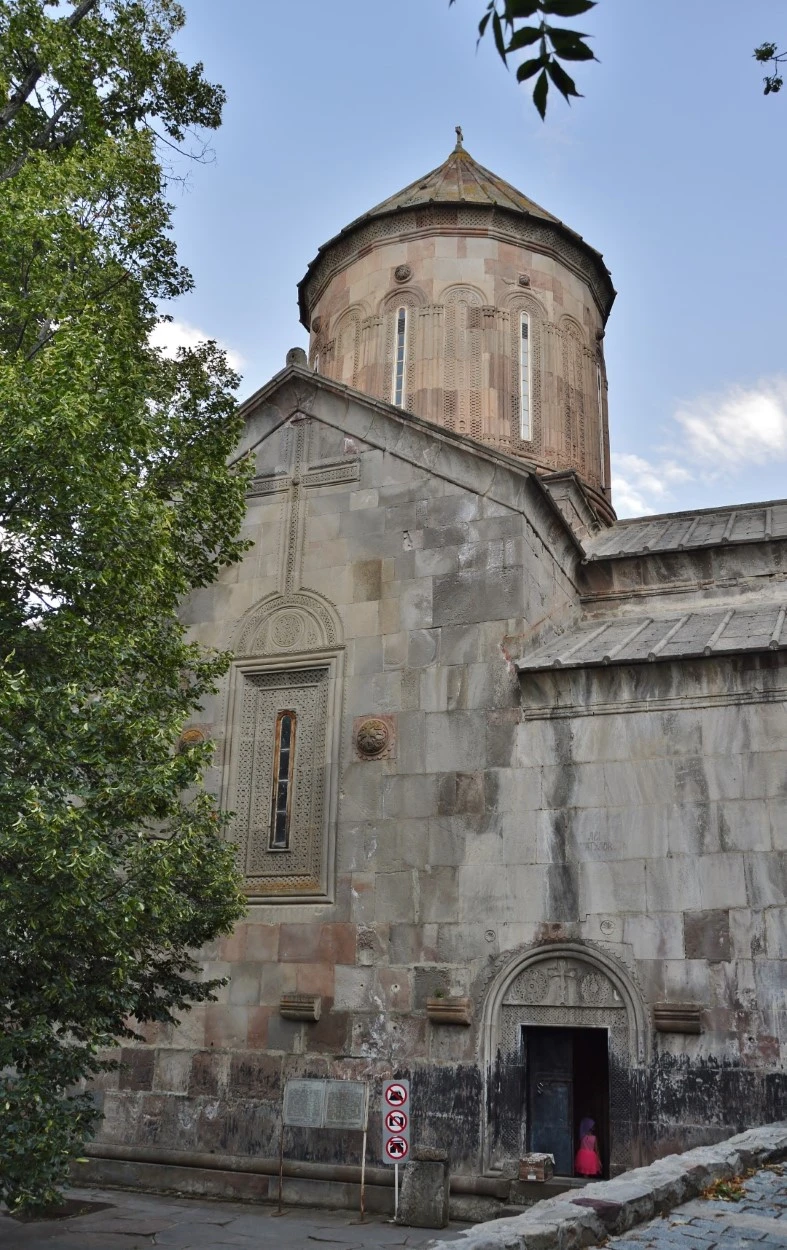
[85,135,787,1215]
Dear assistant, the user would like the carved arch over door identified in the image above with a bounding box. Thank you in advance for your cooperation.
[480,942,650,1174]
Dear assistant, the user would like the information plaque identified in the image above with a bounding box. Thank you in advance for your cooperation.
[283,1078,367,1130]
[283,1078,325,1128]
[324,1080,367,1130]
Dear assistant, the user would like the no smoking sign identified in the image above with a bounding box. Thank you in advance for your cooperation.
[381,1079,410,1165]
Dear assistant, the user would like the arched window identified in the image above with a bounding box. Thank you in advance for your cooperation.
[392,306,407,407]
[269,709,296,850]
[520,312,531,440]
[596,361,605,486]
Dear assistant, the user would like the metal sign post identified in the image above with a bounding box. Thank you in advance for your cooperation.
[279,1078,369,1218]
[382,1079,411,1220]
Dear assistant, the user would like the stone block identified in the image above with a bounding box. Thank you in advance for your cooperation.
[382,774,438,819]
[118,1047,155,1092]
[432,568,521,626]
[683,910,731,962]
[188,1051,222,1096]
[309,1009,351,1054]
[744,852,787,907]
[645,857,701,912]
[419,866,459,923]
[408,628,440,667]
[203,1006,248,1050]
[428,817,468,866]
[228,962,262,1006]
[424,711,487,772]
[440,623,481,665]
[717,799,772,851]
[437,772,485,817]
[383,630,408,669]
[228,1052,281,1098]
[352,558,382,601]
[764,907,787,957]
[399,579,433,630]
[244,924,280,962]
[697,853,748,909]
[375,870,416,923]
[396,1152,449,1228]
[623,912,685,960]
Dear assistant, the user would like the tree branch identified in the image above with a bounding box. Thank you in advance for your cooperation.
[0,0,100,132]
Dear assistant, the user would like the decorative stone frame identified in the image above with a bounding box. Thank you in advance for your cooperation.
[505,289,547,459]
[222,590,344,903]
[380,286,426,413]
[330,304,367,390]
[441,283,484,438]
[479,942,650,1175]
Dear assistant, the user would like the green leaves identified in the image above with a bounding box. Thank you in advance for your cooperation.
[461,0,596,118]
[753,41,785,95]
[0,0,248,1216]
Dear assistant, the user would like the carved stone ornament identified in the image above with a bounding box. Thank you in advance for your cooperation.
[654,1003,702,1034]
[354,715,395,760]
[311,315,322,334]
[394,263,412,283]
[279,993,322,1022]
[177,726,207,752]
[426,996,472,1026]
[518,272,531,287]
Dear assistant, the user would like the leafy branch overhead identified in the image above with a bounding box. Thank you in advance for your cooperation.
[451,0,597,120]
[754,41,786,95]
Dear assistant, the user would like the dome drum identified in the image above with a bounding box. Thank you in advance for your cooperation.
[298,144,615,516]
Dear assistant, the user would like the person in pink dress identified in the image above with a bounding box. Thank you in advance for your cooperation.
[575,1116,602,1177]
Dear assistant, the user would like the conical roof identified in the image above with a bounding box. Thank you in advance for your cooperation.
[298,134,614,327]
[356,134,560,225]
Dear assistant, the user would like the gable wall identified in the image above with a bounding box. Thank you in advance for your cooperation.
[87,381,786,1198]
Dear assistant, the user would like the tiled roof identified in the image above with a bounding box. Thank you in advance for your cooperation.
[351,142,561,225]
[516,603,787,672]
[585,500,787,562]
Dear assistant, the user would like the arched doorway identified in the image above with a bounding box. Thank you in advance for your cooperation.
[481,943,649,1177]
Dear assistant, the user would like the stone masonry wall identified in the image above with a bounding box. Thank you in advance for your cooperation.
[91,377,786,1187]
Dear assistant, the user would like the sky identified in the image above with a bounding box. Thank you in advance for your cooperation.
[159,0,787,519]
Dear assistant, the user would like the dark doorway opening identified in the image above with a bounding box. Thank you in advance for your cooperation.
[523,1025,609,1178]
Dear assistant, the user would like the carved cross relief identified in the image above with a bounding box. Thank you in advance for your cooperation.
[247,416,360,593]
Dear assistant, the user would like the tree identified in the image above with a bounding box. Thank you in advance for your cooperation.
[457,1,783,118]
[754,41,785,95]
[0,0,250,1213]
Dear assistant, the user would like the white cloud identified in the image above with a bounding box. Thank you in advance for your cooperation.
[611,452,692,518]
[673,376,787,467]
[149,318,244,371]
[612,375,787,517]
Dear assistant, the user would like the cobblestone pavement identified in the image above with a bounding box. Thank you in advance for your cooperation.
[0,1186,466,1249]
[608,1165,787,1250]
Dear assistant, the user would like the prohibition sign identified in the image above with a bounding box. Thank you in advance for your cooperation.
[385,1136,409,1160]
[385,1109,408,1133]
[385,1083,408,1107]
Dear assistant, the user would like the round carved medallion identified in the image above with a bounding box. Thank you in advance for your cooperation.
[356,718,390,758]
[394,264,412,283]
[178,727,206,752]
[580,972,608,1004]
[311,316,322,334]
[270,611,305,651]
[521,969,548,1002]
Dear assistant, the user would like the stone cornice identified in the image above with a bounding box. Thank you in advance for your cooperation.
[298,204,616,328]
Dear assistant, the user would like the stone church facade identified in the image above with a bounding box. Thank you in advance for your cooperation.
[87,140,787,1212]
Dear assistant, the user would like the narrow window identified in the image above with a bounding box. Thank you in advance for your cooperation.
[392,306,407,407]
[520,313,531,440]
[313,352,320,374]
[596,362,605,486]
[269,710,296,850]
